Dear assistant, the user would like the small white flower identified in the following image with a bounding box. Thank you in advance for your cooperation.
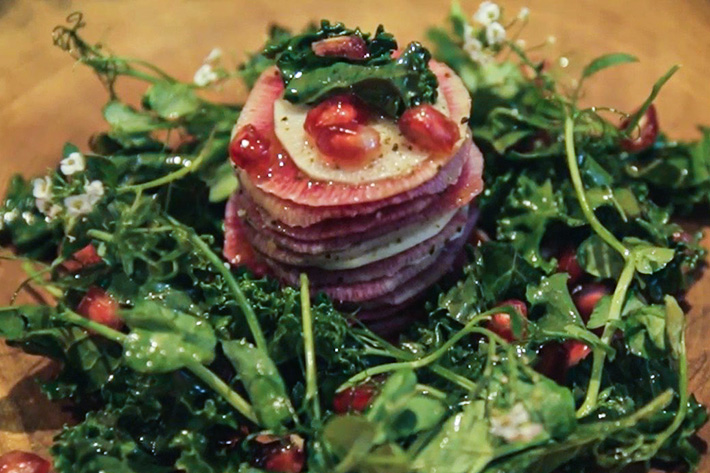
[547,35,557,45]
[35,198,50,214]
[518,7,530,21]
[193,63,219,87]
[515,39,527,48]
[205,47,223,64]
[47,204,63,220]
[462,24,491,65]
[473,1,501,26]
[490,403,544,443]
[32,176,53,200]
[485,22,506,46]
[60,152,86,176]
[84,180,105,205]
[64,194,93,217]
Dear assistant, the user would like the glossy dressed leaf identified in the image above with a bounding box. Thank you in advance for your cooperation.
[664,295,685,359]
[367,370,447,440]
[586,295,612,329]
[145,82,201,120]
[623,304,666,358]
[413,400,494,473]
[624,237,675,274]
[121,301,217,373]
[581,53,638,79]
[577,235,624,279]
[103,101,165,134]
[267,21,437,117]
[222,339,294,430]
[498,177,580,271]
[516,377,577,440]
[527,274,585,332]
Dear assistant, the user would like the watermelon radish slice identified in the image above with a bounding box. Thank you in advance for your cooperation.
[232,60,473,207]
[239,137,480,227]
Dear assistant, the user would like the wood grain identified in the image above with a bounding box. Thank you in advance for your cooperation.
[1,0,709,469]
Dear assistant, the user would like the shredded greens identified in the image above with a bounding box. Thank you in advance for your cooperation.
[0,4,709,473]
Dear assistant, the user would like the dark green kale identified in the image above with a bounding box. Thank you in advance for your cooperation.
[262,20,438,117]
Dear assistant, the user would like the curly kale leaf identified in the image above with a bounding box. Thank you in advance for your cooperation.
[264,20,438,117]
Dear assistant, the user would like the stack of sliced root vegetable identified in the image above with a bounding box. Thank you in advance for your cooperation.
[224,61,484,333]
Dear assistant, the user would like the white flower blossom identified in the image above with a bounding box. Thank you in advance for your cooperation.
[32,176,53,200]
[547,35,557,45]
[35,198,50,215]
[515,39,527,48]
[193,63,219,87]
[490,403,544,443]
[518,7,530,21]
[60,152,86,176]
[473,1,501,26]
[46,204,63,220]
[64,194,93,217]
[84,180,105,205]
[485,22,506,46]
[462,24,491,64]
[205,47,223,64]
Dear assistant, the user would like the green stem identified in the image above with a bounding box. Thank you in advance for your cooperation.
[118,134,215,194]
[61,310,258,423]
[340,313,492,390]
[300,274,320,420]
[87,229,115,242]
[63,309,127,343]
[564,114,629,259]
[188,362,258,424]
[576,258,636,417]
[648,332,688,451]
[186,230,267,352]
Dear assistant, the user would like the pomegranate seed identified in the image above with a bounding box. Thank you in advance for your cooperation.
[564,340,592,367]
[253,435,305,473]
[487,299,528,342]
[620,104,659,152]
[535,342,568,384]
[230,125,272,175]
[311,35,369,60]
[557,247,584,287]
[62,244,102,273]
[314,124,381,168]
[304,94,371,137]
[0,451,51,473]
[398,104,460,153]
[333,384,377,414]
[572,283,611,323]
[77,287,123,331]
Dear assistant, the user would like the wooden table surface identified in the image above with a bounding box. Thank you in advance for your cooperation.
[1,0,709,470]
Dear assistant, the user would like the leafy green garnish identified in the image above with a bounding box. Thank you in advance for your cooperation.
[263,20,438,117]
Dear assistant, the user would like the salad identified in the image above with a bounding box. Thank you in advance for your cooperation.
[1,3,709,472]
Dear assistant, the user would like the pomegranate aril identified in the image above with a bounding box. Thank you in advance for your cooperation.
[535,342,568,385]
[572,283,611,323]
[0,451,52,473]
[487,299,528,342]
[314,124,381,168]
[62,244,103,273]
[557,246,584,287]
[564,340,592,367]
[77,287,123,331]
[333,384,377,414]
[230,125,272,176]
[398,104,460,153]
[311,35,369,60]
[304,94,371,136]
[253,436,305,473]
[620,104,659,152]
